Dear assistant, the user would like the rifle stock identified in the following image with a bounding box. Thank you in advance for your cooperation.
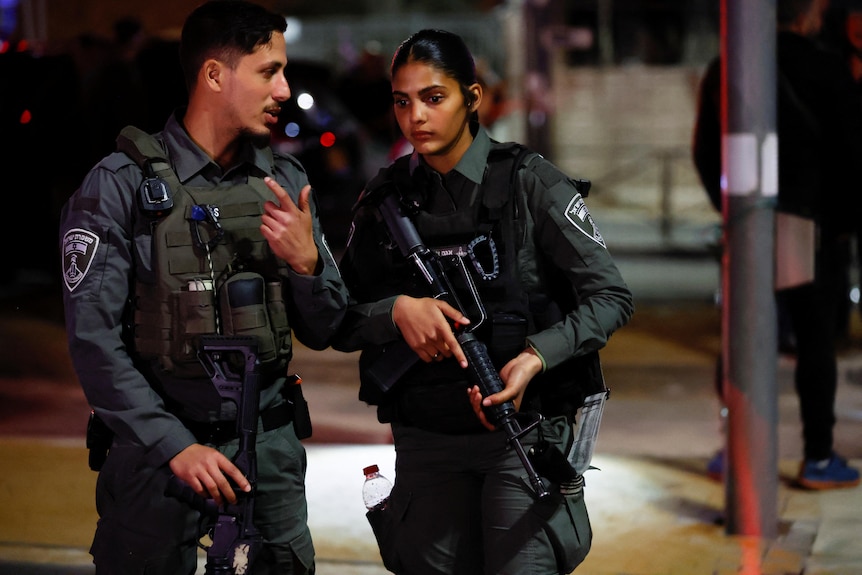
[165,335,264,574]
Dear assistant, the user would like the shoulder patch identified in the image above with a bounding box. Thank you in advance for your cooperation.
[62,228,100,292]
[565,194,606,248]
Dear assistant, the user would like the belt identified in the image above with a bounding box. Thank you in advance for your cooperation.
[182,402,293,444]
[394,382,488,435]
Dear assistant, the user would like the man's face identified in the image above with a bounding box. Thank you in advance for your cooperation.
[222,33,290,140]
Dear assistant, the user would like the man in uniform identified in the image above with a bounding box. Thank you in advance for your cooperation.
[59,2,348,573]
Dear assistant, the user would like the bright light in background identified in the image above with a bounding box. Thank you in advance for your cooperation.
[319,132,336,147]
[851,286,860,305]
[296,92,314,110]
[284,122,300,138]
[283,17,302,44]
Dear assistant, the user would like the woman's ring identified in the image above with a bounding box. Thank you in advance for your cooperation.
[432,352,440,359]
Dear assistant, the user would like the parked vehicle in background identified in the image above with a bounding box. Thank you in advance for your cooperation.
[272,60,372,251]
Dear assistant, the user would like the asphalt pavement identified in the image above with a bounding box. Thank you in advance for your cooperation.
[2,217,862,574]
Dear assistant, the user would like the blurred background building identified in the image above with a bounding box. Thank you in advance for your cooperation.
[3,0,852,296]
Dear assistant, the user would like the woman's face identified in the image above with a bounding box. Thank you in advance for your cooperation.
[391,59,481,173]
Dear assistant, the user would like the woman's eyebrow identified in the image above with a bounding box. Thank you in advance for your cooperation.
[418,85,446,96]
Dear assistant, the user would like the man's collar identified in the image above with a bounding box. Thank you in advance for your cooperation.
[162,110,272,182]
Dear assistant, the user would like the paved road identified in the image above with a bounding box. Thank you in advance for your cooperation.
[2,280,862,574]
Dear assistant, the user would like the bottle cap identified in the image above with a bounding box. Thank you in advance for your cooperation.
[363,464,379,475]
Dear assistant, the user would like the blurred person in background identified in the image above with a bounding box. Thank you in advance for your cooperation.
[693,0,862,489]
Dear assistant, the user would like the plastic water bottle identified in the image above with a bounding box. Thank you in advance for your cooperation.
[362,464,392,510]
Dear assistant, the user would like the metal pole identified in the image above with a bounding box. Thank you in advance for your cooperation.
[722,0,779,538]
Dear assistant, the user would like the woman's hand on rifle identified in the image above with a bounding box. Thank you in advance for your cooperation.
[392,295,470,366]
[467,348,543,430]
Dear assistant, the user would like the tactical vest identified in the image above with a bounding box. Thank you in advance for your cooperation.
[363,143,605,418]
[117,126,292,380]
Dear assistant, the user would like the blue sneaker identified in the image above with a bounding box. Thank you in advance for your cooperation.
[796,453,860,490]
[707,449,724,481]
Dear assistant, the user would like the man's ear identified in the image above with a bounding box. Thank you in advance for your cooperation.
[203,59,223,91]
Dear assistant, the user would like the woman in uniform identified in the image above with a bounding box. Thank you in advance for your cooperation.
[333,29,634,574]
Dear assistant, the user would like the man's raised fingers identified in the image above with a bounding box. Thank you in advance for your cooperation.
[264,177,298,209]
[297,184,312,212]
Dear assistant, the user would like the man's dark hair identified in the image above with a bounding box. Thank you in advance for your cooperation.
[179,0,287,91]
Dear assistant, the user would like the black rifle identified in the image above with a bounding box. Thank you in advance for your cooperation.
[376,190,550,499]
[166,335,263,574]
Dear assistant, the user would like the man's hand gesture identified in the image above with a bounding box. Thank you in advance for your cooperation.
[260,178,318,275]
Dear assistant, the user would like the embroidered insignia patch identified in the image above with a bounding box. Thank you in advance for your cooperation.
[564,194,606,248]
[62,228,100,292]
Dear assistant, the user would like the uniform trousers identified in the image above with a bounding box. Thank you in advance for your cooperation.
[90,421,315,574]
[379,415,590,575]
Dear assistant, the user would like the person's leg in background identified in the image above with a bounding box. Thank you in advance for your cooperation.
[779,251,860,489]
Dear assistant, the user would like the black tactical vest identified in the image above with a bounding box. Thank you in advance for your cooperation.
[361,143,606,419]
[117,126,292,381]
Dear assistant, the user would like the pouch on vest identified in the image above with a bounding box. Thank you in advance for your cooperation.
[488,312,528,369]
[538,479,592,573]
[219,272,278,364]
[169,281,218,375]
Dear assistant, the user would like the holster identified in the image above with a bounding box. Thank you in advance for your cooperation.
[366,504,399,572]
[86,410,113,471]
[284,374,313,440]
